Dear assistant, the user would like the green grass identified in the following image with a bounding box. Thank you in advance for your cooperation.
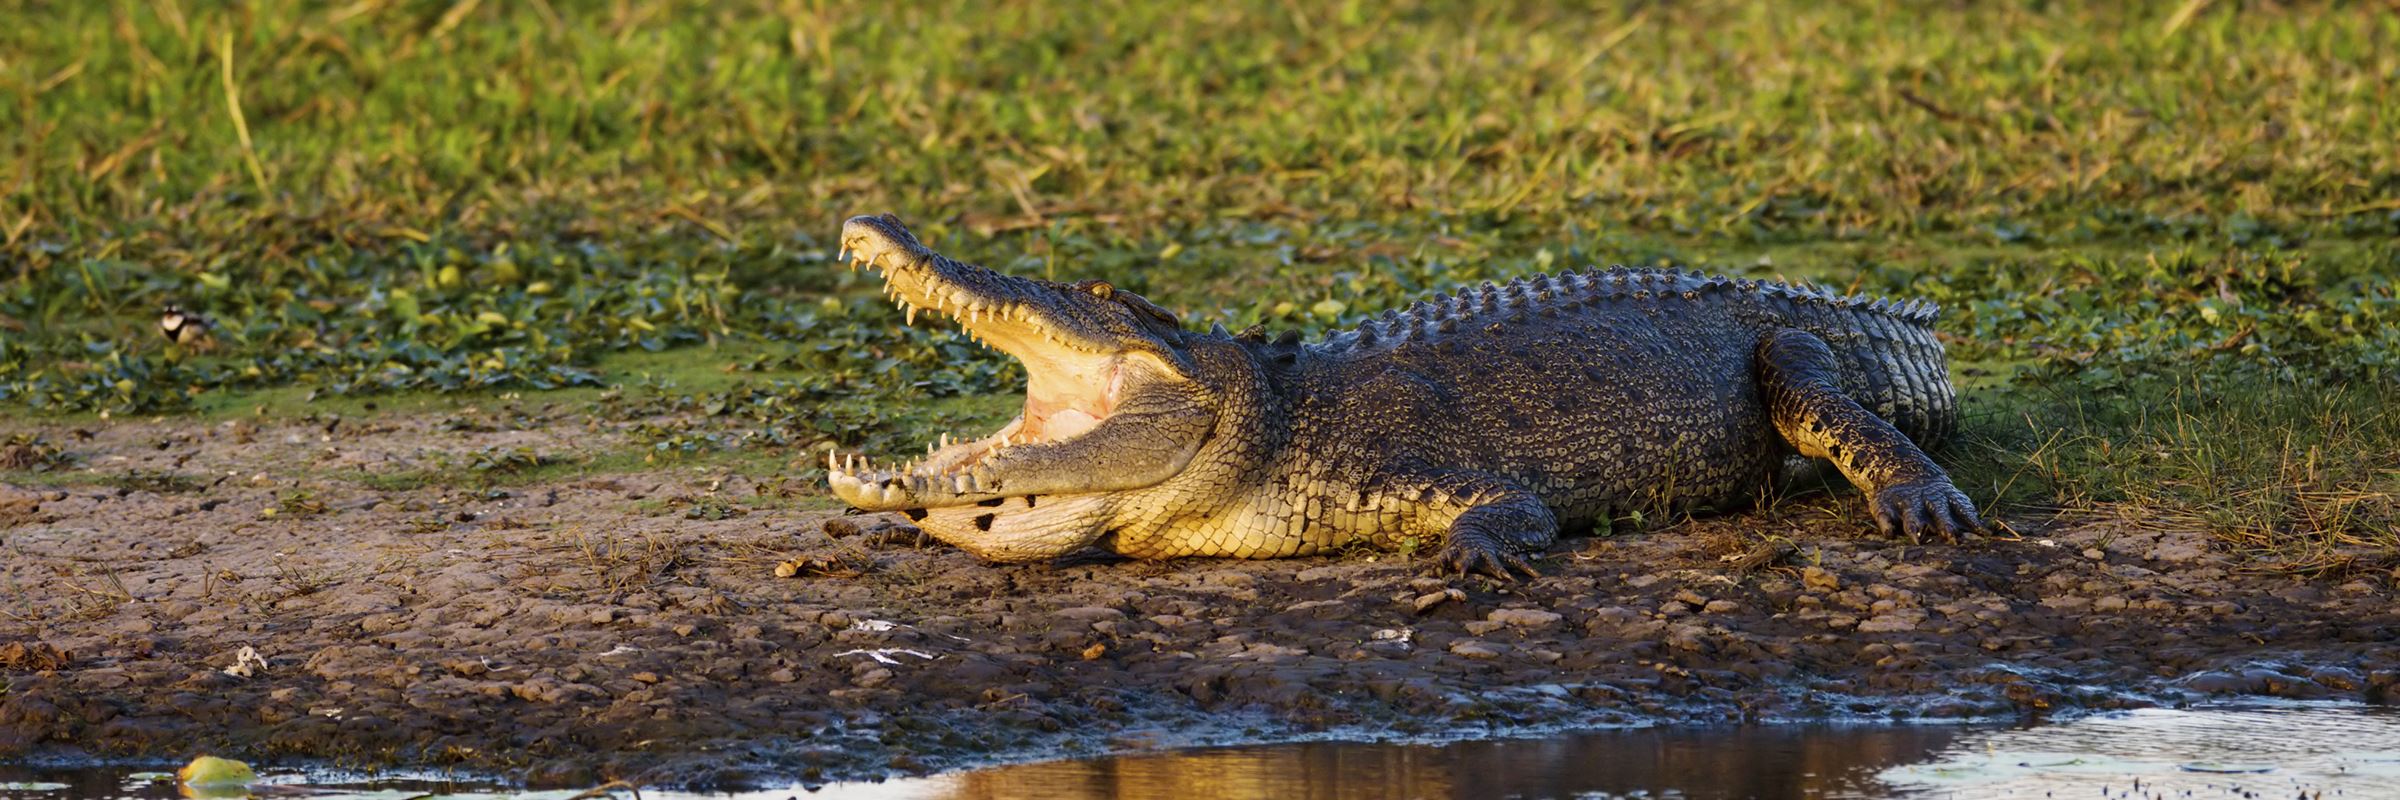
[2,0,2395,572]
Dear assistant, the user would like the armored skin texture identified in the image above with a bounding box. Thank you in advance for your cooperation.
[825,214,1983,579]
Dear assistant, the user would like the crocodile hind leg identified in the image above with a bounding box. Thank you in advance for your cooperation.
[1381,470,1554,581]
[1755,328,1983,542]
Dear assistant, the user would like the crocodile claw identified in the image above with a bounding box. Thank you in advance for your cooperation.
[1431,534,1542,582]
[1870,480,1983,543]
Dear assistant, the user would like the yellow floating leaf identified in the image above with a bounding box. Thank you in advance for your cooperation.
[176,755,256,795]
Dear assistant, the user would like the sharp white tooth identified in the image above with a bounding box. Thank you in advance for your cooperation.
[940,432,952,447]
[838,246,850,263]
[905,302,918,325]
[882,483,908,504]
[952,474,972,494]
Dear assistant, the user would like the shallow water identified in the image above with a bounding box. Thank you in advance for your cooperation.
[4,704,2394,800]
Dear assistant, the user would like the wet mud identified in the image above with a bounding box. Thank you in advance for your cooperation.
[2,414,2394,788]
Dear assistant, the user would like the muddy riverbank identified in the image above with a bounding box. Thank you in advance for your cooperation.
[3,413,2395,788]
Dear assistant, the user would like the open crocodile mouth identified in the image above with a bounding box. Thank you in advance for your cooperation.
[823,225,1125,508]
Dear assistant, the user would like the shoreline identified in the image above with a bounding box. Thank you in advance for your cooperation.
[4,414,2395,788]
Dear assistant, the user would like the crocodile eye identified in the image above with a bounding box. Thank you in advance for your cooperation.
[1083,281,1115,299]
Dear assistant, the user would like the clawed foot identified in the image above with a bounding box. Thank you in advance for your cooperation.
[1428,533,1542,582]
[1869,481,1984,543]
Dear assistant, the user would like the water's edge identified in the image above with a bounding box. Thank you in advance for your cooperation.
[5,703,2396,800]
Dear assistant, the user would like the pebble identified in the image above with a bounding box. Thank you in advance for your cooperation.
[1486,608,1563,629]
[1054,606,1128,627]
[1857,614,1918,633]
[1412,589,1465,614]
[1448,640,1505,659]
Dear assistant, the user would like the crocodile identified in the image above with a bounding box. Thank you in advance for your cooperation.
[824,214,1982,579]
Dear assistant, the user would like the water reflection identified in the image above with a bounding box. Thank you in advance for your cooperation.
[7,705,2397,800]
[908,704,2400,799]
[932,725,1963,800]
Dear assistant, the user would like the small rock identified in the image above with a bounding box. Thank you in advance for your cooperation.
[1801,566,1840,592]
[632,672,661,684]
[1462,620,1506,636]
[1054,606,1128,627]
[2081,548,2106,561]
[1702,600,1740,614]
[2093,596,2129,612]
[1412,588,1465,614]
[1448,640,1506,659]
[1486,608,1564,629]
[1857,614,1917,633]
[1206,571,1258,589]
[852,667,893,688]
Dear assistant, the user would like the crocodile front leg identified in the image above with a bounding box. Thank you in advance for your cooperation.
[1756,328,1983,541]
[1380,470,1555,581]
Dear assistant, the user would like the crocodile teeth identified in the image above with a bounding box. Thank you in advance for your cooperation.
[951,474,972,494]
[905,301,918,325]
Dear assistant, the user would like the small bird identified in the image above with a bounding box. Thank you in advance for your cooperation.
[158,304,213,346]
